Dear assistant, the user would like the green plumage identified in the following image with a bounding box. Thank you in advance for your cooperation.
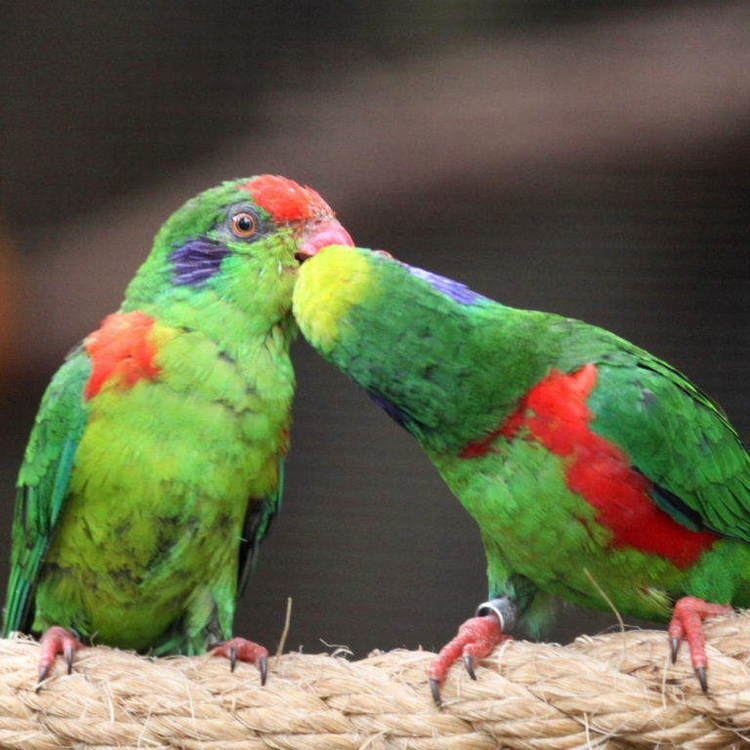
[293,246,749,634]
[3,177,329,654]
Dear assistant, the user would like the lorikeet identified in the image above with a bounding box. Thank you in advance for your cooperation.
[293,245,749,700]
[2,176,353,683]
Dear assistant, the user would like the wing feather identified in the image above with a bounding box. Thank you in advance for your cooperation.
[237,459,284,597]
[589,350,749,541]
[2,347,91,634]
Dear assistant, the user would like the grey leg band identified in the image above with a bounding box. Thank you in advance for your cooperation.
[475,597,517,632]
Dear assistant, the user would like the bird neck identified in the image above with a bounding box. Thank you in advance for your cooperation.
[293,247,563,453]
[328,297,555,454]
[121,283,298,385]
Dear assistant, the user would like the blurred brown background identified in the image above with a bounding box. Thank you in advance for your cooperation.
[0,1,748,656]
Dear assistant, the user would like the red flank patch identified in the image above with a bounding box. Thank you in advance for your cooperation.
[85,312,160,399]
[461,364,719,568]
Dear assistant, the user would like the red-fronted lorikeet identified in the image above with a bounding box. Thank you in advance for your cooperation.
[293,245,748,701]
[3,176,353,684]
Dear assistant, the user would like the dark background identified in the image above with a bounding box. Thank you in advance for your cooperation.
[0,1,748,656]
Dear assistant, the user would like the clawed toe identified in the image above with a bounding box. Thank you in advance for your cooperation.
[667,596,733,693]
[212,637,270,685]
[36,626,82,688]
[428,614,507,706]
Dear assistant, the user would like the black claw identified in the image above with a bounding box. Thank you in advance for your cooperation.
[429,677,442,707]
[463,653,477,680]
[670,637,681,664]
[229,646,238,673]
[259,655,268,686]
[695,666,708,694]
[64,646,75,675]
[36,664,50,691]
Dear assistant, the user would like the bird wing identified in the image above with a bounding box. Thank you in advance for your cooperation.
[2,346,92,634]
[589,349,750,541]
[237,458,285,597]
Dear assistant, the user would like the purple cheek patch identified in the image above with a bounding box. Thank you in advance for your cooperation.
[171,238,231,286]
[404,264,487,305]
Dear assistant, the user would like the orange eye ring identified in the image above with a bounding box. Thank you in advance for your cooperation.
[231,212,257,238]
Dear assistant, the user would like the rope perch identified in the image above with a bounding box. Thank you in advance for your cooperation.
[1,614,750,749]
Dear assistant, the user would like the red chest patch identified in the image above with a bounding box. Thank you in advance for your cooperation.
[85,312,160,399]
[461,364,719,568]
[242,175,331,222]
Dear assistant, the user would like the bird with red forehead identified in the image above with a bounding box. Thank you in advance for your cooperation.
[2,175,353,686]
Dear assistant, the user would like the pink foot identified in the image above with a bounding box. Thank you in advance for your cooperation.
[428,615,510,705]
[212,637,269,684]
[37,626,83,686]
[668,596,733,692]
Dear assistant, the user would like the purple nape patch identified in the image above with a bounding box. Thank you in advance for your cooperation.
[367,389,411,429]
[171,238,231,286]
[405,265,486,305]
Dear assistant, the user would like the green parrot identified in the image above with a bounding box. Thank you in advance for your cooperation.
[293,245,749,701]
[2,175,353,683]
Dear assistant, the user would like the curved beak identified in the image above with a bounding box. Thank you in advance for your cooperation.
[296,218,354,262]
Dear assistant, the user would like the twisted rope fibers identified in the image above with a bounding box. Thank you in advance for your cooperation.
[0,613,749,749]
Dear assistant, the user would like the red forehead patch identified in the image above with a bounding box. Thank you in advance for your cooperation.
[242,175,332,222]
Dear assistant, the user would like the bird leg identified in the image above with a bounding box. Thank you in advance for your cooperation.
[212,637,269,684]
[668,595,733,692]
[37,626,83,687]
[429,597,515,706]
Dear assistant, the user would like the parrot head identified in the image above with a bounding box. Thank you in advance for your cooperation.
[126,175,353,323]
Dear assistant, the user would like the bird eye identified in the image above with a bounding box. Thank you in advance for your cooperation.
[230,211,258,238]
